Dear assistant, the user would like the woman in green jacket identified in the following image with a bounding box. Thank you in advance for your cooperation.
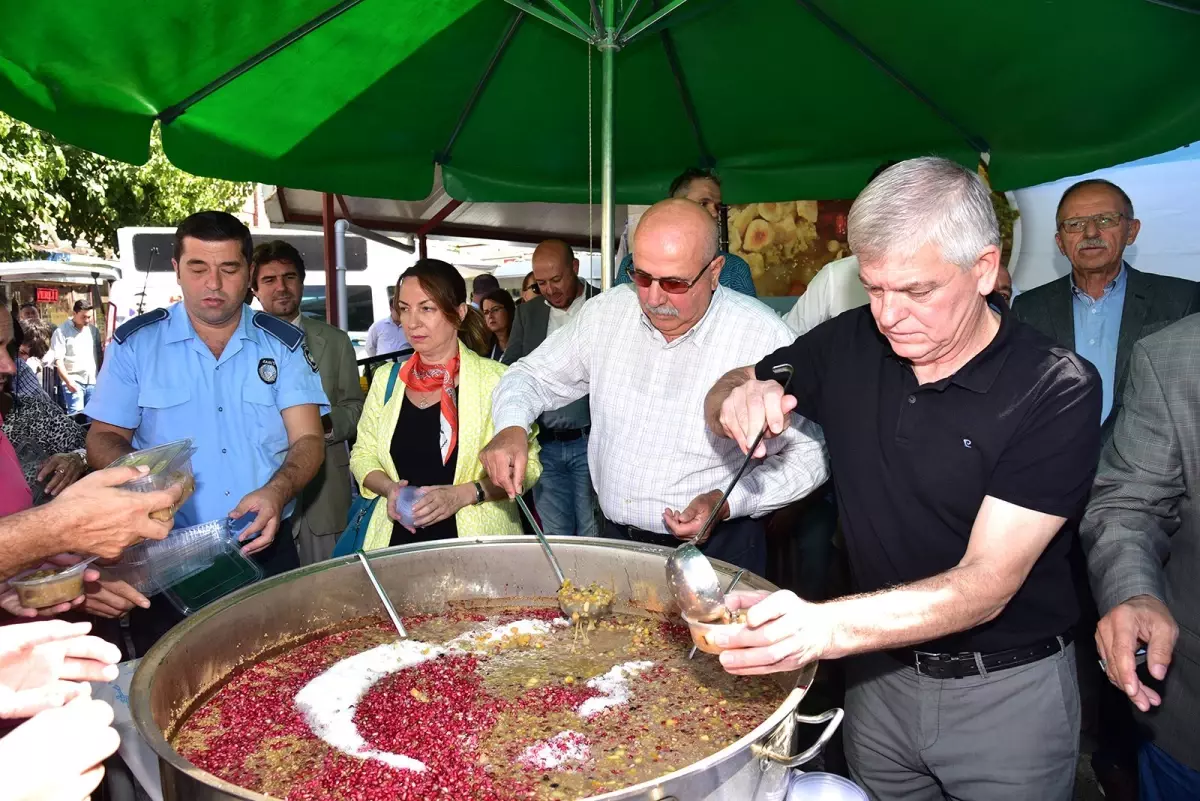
[350,260,541,549]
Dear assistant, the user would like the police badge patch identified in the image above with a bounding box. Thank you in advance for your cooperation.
[258,358,278,384]
[302,342,319,373]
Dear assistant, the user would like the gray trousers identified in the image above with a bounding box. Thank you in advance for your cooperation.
[843,644,1079,801]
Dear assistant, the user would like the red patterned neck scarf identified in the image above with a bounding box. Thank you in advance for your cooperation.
[398,352,460,464]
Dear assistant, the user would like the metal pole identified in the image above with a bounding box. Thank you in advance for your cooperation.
[334,219,350,332]
[599,0,616,290]
[321,193,338,327]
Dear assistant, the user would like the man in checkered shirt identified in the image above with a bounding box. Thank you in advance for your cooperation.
[482,199,828,574]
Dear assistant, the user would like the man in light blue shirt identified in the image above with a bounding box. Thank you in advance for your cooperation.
[1014,179,1200,430]
[85,211,328,651]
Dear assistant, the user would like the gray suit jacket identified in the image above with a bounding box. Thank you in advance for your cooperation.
[1080,313,1200,770]
[1012,265,1200,431]
[294,316,365,537]
[502,281,598,429]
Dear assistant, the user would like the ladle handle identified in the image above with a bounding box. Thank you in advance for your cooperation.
[693,363,795,548]
[515,494,567,587]
[356,551,407,638]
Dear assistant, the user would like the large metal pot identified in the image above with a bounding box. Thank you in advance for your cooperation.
[131,537,841,801]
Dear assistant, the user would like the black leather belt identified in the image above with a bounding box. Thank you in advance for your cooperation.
[887,632,1073,679]
[537,425,590,444]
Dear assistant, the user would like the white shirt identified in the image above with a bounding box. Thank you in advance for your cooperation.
[546,289,587,337]
[365,316,409,357]
[50,319,98,383]
[493,285,828,534]
[783,255,870,336]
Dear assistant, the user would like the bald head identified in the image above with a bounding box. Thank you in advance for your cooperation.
[531,238,580,310]
[629,199,725,342]
[634,198,720,267]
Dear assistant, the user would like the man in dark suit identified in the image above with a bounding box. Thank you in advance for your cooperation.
[1012,179,1200,435]
[502,240,598,536]
[1082,313,1200,800]
[1014,178,1200,800]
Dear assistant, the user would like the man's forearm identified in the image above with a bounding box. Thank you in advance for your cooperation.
[704,366,755,433]
[265,434,325,502]
[0,505,73,578]
[85,429,135,470]
[823,564,1015,659]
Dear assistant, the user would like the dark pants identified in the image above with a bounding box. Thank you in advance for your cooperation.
[1140,740,1200,801]
[602,516,767,577]
[125,517,300,657]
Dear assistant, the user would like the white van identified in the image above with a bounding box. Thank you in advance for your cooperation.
[109,227,414,355]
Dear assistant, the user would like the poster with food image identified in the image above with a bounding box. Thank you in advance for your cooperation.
[728,199,854,297]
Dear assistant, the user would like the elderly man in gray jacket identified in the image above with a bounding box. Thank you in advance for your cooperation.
[1081,312,1200,799]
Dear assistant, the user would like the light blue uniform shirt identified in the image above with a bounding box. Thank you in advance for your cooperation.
[1072,264,1127,422]
[85,303,329,527]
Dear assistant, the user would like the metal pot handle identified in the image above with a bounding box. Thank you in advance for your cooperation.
[752,707,844,768]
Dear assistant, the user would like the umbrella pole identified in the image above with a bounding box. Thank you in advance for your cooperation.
[599,0,616,290]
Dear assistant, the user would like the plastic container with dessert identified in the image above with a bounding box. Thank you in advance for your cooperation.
[682,608,750,655]
[8,558,97,609]
[107,438,197,522]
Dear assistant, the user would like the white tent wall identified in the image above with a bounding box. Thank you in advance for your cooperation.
[1011,143,1200,294]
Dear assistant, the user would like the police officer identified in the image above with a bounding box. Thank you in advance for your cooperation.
[84,211,328,652]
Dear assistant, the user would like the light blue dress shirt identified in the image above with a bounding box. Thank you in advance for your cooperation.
[85,303,329,527]
[1072,264,1127,422]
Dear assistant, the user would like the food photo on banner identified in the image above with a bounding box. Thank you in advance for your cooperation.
[729,163,1019,298]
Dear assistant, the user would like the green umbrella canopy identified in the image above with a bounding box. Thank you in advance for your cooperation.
[1,0,1197,204]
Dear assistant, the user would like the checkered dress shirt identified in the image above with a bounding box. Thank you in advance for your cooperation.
[493,285,828,534]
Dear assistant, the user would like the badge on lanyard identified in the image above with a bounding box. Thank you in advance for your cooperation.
[258,358,278,385]
[302,342,319,373]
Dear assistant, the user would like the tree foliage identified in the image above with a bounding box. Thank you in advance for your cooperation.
[0,113,252,261]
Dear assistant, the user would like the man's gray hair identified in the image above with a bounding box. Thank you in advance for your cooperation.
[848,157,999,270]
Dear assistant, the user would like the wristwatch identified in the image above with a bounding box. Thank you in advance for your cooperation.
[473,481,485,505]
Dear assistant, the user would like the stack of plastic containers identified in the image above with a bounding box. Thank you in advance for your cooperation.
[104,439,263,614]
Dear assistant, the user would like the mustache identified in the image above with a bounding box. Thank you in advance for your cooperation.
[644,303,679,317]
[1077,237,1107,251]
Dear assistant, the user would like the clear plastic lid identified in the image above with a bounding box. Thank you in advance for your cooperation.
[787,772,868,801]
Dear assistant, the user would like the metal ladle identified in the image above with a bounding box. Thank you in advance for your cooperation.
[356,550,407,638]
[515,495,612,621]
[666,363,794,623]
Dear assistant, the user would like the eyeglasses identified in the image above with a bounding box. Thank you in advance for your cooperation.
[482,306,505,317]
[1058,213,1129,234]
[625,258,715,295]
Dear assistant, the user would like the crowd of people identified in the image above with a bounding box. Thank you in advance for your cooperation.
[1,157,1198,801]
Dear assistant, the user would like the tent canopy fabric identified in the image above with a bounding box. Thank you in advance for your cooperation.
[1,0,1198,203]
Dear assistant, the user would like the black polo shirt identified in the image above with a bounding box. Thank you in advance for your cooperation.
[755,298,1101,653]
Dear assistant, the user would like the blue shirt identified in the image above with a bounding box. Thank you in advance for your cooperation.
[85,303,329,526]
[1072,264,1127,422]
[616,250,759,297]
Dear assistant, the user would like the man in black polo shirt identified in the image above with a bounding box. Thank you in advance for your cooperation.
[704,157,1100,800]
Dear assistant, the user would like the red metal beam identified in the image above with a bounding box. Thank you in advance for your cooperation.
[276,187,293,221]
[336,194,354,221]
[284,210,583,249]
[321,193,338,327]
[414,199,463,237]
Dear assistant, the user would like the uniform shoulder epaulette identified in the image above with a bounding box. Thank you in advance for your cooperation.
[252,311,303,351]
[112,307,169,345]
